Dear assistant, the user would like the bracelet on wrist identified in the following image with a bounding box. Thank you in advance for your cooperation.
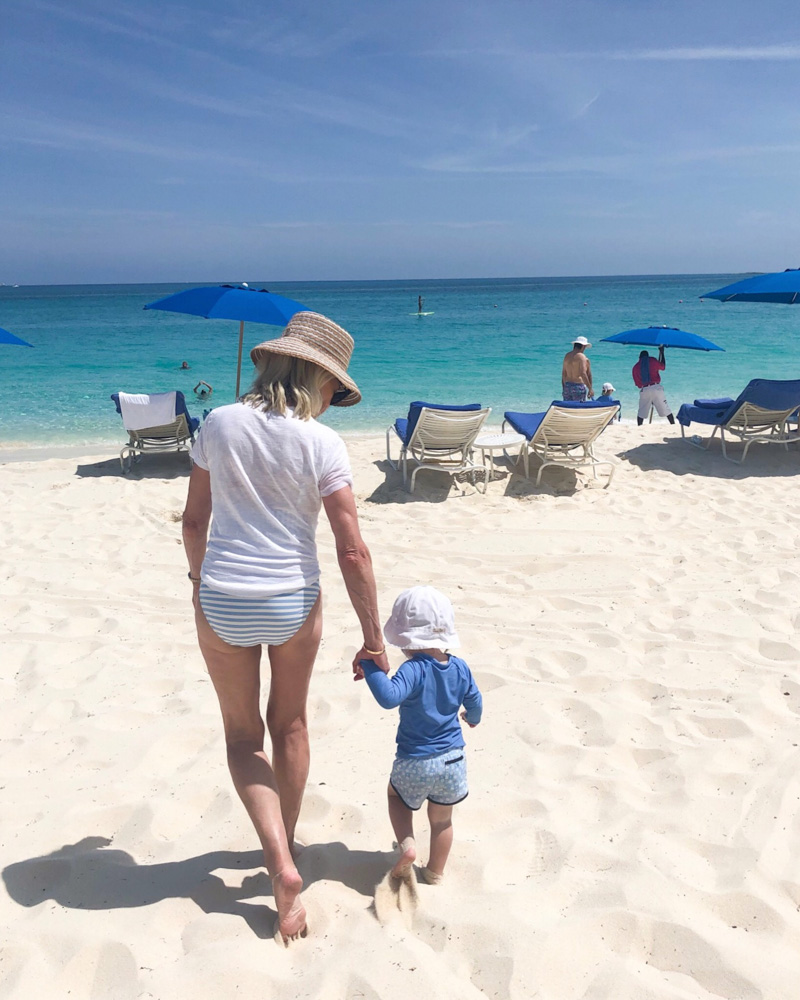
[188,572,201,583]
[363,645,385,657]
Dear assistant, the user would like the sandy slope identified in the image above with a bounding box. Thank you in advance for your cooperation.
[2,421,800,999]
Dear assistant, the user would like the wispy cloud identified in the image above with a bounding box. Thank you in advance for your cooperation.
[8,206,182,223]
[22,0,201,55]
[255,220,510,230]
[0,109,324,181]
[13,32,419,141]
[419,139,800,177]
[417,123,540,175]
[0,109,260,166]
[573,93,600,118]
[420,43,800,62]
[418,152,631,176]
[671,141,800,163]
[605,45,800,61]
[207,17,366,60]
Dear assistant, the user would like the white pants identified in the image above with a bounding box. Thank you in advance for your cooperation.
[638,384,672,419]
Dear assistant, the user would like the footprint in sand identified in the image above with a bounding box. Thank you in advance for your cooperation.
[472,671,507,693]
[546,596,604,614]
[647,920,761,999]
[690,715,750,739]
[527,828,563,877]
[411,912,449,952]
[560,698,613,747]
[759,639,798,662]
[711,891,786,936]
[485,826,563,886]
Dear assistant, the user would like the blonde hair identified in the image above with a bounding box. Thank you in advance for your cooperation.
[241,353,332,420]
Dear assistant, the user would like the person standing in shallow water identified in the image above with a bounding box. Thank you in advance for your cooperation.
[633,347,676,426]
[182,312,389,946]
[562,336,593,401]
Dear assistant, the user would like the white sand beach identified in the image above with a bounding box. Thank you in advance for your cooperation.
[2,422,800,999]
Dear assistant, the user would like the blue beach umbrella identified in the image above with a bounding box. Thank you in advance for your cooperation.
[144,284,309,397]
[701,269,800,304]
[0,327,34,347]
[601,326,724,352]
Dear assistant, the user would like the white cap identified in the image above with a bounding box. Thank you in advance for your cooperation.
[383,586,460,650]
[572,336,591,348]
[602,382,615,392]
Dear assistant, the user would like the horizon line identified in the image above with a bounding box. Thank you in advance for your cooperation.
[0,271,761,289]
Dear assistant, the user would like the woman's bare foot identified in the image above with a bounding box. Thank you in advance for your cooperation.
[272,868,307,945]
[391,837,416,879]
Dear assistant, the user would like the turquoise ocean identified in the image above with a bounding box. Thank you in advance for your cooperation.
[0,275,795,448]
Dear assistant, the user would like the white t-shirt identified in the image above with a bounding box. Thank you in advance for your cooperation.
[191,403,353,596]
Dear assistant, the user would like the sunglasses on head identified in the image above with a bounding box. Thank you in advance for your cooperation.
[330,382,350,405]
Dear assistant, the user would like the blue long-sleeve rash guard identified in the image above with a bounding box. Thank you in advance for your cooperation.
[361,653,483,758]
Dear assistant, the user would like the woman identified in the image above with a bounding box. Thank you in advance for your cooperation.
[182,312,389,944]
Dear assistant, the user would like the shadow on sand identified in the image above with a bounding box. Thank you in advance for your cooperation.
[365,455,579,502]
[620,434,800,480]
[75,452,192,480]
[2,836,396,938]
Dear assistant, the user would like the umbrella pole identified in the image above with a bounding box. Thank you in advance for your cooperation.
[235,320,244,400]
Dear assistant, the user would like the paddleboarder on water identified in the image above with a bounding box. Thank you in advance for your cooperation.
[418,295,424,315]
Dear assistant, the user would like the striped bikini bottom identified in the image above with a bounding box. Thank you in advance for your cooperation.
[198,582,320,647]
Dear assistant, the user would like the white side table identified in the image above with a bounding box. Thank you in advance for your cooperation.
[473,431,526,474]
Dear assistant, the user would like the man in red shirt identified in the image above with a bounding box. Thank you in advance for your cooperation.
[632,347,675,426]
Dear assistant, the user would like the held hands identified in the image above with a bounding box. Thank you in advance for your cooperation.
[352,645,390,681]
[460,710,477,729]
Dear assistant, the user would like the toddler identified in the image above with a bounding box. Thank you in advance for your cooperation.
[359,586,482,884]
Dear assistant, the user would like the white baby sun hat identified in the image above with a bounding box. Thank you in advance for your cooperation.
[383,586,460,650]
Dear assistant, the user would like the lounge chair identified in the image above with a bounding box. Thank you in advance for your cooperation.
[676,378,800,463]
[111,391,199,473]
[386,401,491,492]
[503,399,621,486]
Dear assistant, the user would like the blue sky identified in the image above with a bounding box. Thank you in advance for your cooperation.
[2,0,799,283]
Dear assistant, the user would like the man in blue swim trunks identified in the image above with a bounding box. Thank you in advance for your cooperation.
[561,336,593,401]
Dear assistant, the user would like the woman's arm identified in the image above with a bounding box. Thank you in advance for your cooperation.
[182,465,212,600]
[322,485,390,675]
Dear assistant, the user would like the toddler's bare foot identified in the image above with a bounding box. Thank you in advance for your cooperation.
[391,837,416,879]
[420,866,443,885]
[272,868,307,945]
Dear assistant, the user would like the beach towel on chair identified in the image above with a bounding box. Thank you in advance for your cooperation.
[118,391,177,431]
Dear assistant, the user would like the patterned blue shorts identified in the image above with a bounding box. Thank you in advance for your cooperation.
[563,381,589,402]
[390,749,469,810]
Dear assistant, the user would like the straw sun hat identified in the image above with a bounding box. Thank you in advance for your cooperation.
[250,311,361,407]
